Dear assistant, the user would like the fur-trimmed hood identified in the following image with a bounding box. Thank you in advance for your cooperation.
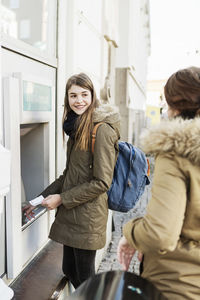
[93,103,120,138]
[140,117,200,166]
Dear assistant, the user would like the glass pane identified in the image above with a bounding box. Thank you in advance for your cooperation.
[1,0,57,57]
[23,81,52,111]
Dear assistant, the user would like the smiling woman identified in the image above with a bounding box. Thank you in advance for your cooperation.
[23,72,121,289]
[68,85,92,115]
[62,73,100,151]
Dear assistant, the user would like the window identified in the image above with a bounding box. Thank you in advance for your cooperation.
[1,0,57,57]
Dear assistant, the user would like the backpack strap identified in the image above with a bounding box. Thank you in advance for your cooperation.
[91,122,104,154]
[147,158,150,176]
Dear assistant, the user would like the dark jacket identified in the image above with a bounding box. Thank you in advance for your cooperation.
[42,104,120,250]
[123,117,200,299]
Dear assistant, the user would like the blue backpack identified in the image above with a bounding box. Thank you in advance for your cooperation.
[92,123,150,212]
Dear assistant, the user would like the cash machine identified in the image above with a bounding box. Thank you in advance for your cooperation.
[3,49,56,278]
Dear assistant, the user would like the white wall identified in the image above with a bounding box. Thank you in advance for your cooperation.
[63,0,103,92]
[116,0,150,110]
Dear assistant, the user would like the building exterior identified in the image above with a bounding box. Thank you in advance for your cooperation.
[115,0,151,146]
[0,0,150,296]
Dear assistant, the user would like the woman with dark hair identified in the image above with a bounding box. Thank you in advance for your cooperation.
[25,73,120,288]
[117,67,200,299]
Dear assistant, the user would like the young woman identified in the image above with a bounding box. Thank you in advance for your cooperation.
[25,72,120,288]
[117,66,200,299]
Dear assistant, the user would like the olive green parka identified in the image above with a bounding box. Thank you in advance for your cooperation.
[42,104,120,250]
[123,117,200,300]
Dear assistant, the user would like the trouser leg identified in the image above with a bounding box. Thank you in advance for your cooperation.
[62,245,79,288]
[62,245,96,289]
[73,247,96,287]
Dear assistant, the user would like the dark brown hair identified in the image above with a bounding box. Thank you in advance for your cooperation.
[62,73,99,151]
[164,66,200,119]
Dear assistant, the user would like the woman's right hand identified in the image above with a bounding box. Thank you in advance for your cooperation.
[117,236,136,271]
[22,204,36,220]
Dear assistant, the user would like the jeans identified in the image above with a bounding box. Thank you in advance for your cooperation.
[62,245,96,288]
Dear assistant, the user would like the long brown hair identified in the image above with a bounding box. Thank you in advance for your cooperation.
[164,66,200,119]
[62,73,99,151]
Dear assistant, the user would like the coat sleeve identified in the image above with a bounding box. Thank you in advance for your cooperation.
[40,169,67,198]
[40,139,70,198]
[60,124,118,209]
[123,153,187,254]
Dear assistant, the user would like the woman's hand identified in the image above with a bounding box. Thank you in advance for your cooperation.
[117,236,142,271]
[42,194,62,210]
[22,204,36,220]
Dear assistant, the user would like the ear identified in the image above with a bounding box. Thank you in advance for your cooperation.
[167,106,180,118]
[173,109,180,117]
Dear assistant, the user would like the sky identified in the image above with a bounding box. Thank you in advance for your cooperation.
[148,0,200,80]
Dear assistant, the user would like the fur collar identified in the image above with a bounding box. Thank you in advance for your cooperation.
[140,117,200,165]
[93,103,120,124]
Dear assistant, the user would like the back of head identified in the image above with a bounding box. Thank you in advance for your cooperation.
[164,66,200,119]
